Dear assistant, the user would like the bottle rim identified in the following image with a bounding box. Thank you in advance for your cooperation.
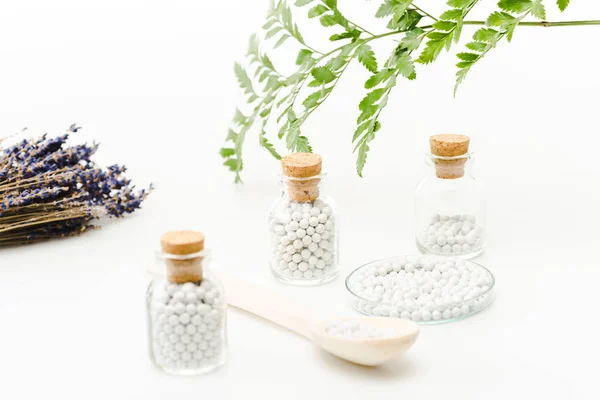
[155,249,211,261]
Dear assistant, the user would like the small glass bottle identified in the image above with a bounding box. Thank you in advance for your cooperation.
[147,231,227,375]
[415,134,485,258]
[268,152,339,285]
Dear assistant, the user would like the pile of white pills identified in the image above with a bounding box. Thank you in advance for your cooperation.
[347,256,494,323]
[418,214,484,255]
[326,320,398,339]
[269,199,337,281]
[149,279,226,372]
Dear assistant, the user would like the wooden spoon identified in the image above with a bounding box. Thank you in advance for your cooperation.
[218,272,419,366]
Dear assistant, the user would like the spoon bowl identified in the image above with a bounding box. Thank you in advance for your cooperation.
[311,316,419,366]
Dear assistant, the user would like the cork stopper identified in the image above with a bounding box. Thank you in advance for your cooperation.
[429,134,470,179]
[160,231,205,284]
[281,153,322,202]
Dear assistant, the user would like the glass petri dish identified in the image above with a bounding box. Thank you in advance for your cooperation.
[345,255,495,324]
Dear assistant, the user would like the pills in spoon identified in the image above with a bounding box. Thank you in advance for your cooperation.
[326,320,398,339]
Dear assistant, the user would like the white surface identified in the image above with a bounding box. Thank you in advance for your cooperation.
[1,0,599,399]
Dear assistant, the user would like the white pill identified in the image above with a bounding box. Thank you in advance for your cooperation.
[308,256,318,265]
[315,224,325,233]
[179,313,191,325]
[437,236,447,246]
[299,219,309,229]
[324,220,333,230]
[462,243,472,252]
[302,235,312,246]
[296,228,306,238]
[174,325,185,335]
[410,311,421,321]
[452,244,462,253]
[318,214,327,223]
[283,253,292,262]
[322,206,332,216]
[308,242,318,252]
[303,270,314,279]
[292,211,302,221]
[293,239,303,249]
[172,292,185,303]
[175,343,186,353]
[287,221,299,231]
[310,207,320,217]
[316,260,326,269]
[274,225,285,236]
[461,222,472,234]
[442,245,452,253]
[312,233,321,243]
[185,292,197,304]
[287,231,297,241]
[301,249,311,259]
[288,262,298,271]
[421,310,432,321]
[298,262,309,272]
[292,253,302,263]
[466,231,477,244]
[308,217,319,226]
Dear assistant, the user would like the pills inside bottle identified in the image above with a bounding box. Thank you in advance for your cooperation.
[147,231,227,375]
[415,134,486,258]
[269,153,339,285]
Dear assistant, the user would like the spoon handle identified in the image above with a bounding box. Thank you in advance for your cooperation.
[217,272,314,338]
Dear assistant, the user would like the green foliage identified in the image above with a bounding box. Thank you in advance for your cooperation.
[356,44,378,72]
[223,0,595,181]
[453,0,553,94]
[557,0,569,11]
[416,0,477,65]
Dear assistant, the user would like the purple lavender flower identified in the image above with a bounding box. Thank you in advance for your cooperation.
[0,125,152,246]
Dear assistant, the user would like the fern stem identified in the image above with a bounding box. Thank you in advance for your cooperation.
[462,20,600,27]
[412,4,438,21]
[349,21,376,36]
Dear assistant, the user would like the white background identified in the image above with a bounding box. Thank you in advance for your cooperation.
[1,0,599,399]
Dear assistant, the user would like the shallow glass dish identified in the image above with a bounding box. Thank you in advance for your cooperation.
[345,255,495,324]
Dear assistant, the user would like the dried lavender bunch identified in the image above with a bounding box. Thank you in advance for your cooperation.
[0,125,152,246]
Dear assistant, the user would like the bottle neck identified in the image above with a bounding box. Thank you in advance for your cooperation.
[279,174,324,202]
[427,153,473,179]
[156,250,210,284]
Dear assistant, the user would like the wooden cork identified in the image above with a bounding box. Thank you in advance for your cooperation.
[160,231,205,284]
[429,134,470,179]
[281,153,322,202]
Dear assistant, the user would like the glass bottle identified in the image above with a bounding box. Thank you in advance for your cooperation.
[147,231,227,375]
[415,135,485,258]
[268,152,339,285]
